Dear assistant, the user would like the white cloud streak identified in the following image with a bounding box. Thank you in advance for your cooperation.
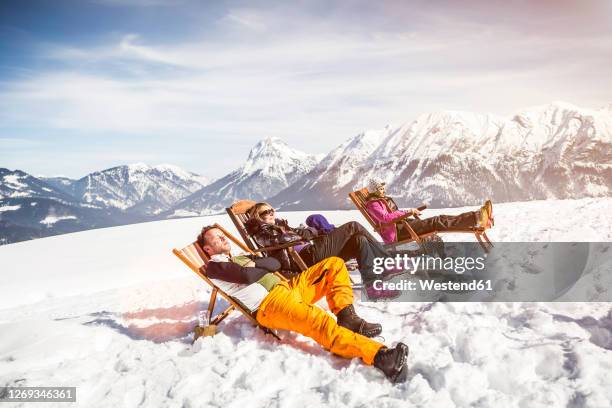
[1,3,611,177]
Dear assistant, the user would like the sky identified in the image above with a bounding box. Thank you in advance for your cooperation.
[1,0,611,179]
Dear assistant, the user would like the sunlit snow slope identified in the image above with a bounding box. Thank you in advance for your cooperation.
[0,197,611,407]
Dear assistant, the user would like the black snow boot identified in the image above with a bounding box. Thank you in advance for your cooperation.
[336,305,382,338]
[373,342,409,383]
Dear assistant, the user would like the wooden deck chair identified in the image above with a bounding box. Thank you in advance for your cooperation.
[225,200,310,271]
[349,188,494,253]
[172,222,280,340]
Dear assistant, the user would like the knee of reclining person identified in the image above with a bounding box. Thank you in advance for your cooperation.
[346,221,364,233]
[357,234,368,242]
[321,256,347,271]
[352,234,369,246]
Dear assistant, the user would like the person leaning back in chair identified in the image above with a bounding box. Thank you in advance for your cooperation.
[245,202,407,300]
[197,225,410,383]
[364,178,494,244]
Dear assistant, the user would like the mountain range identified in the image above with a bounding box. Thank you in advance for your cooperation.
[2,101,611,245]
[165,137,320,216]
[43,163,208,215]
[271,101,612,209]
[0,164,208,244]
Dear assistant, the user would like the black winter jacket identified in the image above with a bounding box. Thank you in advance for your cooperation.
[245,218,318,271]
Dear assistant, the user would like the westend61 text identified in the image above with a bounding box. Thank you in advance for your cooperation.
[373,254,486,275]
[373,279,493,292]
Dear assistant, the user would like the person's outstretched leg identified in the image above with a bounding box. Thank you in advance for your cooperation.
[294,257,383,337]
[299,222,401,299]
[256,258,383,364]
[407,211,478,235]
[257,258,409,381]
[292,256,354,311]
[303,222,388,282]
[305,222,389,261]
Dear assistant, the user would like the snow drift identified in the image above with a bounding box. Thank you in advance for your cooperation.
[1,198,612,407]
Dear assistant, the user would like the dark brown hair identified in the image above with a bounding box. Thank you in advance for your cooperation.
[197,225,218,249]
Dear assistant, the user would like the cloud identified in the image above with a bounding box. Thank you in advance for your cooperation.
[0,2,610,177]
[0,137,43,149]
[222,9,268,32]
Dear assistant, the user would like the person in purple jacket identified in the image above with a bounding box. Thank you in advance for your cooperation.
[365,179,493,244]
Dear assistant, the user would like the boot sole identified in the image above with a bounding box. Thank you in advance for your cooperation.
[337,311,383,338]
[391,343,409,383]
[393,364,409,383]
[361,323,383,338]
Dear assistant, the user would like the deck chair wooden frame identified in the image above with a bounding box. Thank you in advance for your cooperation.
[349,188,494,253]
[172,222,280,339]
[225,200,310,271]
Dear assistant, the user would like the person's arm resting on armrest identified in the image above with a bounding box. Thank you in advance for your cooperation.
[206,257,280,284]
[253,257,281,272]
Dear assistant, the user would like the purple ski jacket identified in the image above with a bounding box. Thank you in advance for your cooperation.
[365,198,407,244]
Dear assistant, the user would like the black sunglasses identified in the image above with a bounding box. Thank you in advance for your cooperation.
[259,208,275,217]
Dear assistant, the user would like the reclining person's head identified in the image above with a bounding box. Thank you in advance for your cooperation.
[197,225,231,256]
[249,202,276,225]
[368,178,386,196]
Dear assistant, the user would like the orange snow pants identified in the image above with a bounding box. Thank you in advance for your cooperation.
[256,256,383,365]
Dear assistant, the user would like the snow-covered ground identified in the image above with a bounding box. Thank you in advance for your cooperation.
[1,197,611,407]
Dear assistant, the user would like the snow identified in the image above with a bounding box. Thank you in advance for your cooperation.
[170,137,320,215]
[169,209,202,218]
[313,128,389,188]
[8,191,30,198]
[241,137,319,176]
[126,162,151,173]
[0,197,611,407]
[0,204,21,212]
[2,174,28,189]
[275,101,612,209]
[76,163,208,214]
[154,164,207,185]
[39,215,77,225]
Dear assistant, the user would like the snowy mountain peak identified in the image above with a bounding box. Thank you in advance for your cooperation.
[69,163,210,214]
[546,100,583,112]
[272,101,612,210]
[152,164,207,184]
[168,138,320,216]
[0,168,76,203]
[302,128,388,188]
[245,137,288,165]
[513,101,593,125]
[154,163,186,174]
[242,137,317,176]
[126,162,151,173]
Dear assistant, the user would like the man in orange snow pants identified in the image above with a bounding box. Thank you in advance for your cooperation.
[198,225,409,383]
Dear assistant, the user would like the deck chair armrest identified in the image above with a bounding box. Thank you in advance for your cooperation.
[375,213,413,230]
[274,271,289,281]
[257,240,309,253]
[393,211,426,223]
[400,204,427,220]
[394,212,417,222]
[396,219,422,242]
